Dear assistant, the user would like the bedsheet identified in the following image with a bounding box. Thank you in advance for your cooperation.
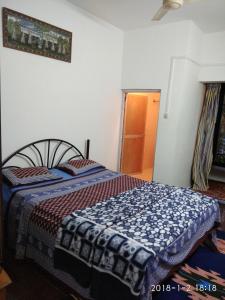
[54,182,220,300]
[24,212,219,300]
[2,168,73,212]
[6,168,220,300]
[6,169,144,257]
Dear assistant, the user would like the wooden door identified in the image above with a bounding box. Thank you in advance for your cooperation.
[121,93,148,174]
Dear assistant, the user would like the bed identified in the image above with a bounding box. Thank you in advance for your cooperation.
[2,139,220,300]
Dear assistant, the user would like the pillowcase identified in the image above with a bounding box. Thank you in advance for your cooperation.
[2,166,62,186]
[58,159,105,176]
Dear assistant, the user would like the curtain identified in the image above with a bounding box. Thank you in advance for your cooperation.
[192,83,221,191]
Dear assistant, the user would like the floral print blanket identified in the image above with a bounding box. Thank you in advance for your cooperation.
[54,182,220,300]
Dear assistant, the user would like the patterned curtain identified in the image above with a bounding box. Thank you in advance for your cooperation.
[192,83,221,191]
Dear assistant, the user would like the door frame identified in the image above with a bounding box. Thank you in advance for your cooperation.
[118,89,161,178]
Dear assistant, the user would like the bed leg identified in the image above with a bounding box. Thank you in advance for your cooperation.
[203,233,219,252]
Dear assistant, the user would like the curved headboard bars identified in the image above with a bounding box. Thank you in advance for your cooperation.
[2,138,90,169]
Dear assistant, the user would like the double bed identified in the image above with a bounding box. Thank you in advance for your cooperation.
[2,139,220,300]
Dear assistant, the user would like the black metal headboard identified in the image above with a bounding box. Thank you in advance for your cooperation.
[2,138,90,168]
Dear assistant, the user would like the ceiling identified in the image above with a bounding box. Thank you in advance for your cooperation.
[69,0,225,33]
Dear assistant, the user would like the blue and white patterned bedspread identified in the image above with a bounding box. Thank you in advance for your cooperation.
[54,182,220,299]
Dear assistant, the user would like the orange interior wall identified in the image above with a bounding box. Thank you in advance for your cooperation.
[121,92,160,178]
[121,93,148,174]
[124,94,148,136]
[142,93,160,170]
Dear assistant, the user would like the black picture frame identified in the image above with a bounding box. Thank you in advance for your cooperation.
[2,7,72,63]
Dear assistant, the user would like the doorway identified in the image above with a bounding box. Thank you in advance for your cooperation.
[120,91,160,181]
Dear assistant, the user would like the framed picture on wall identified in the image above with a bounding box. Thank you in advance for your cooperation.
[2,7,72,63]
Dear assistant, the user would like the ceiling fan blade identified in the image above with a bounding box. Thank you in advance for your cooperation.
[152,6,169,21]
[184,0,202,3]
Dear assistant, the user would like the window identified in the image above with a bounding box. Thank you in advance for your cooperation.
[213,84,225,166]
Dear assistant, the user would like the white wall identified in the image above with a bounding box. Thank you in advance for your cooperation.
[199,30,225,82]
[0,0,123,170]
[122,21,204,187]
[201,31,225,64]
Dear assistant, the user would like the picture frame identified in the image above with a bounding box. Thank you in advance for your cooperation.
[2,7,72,63]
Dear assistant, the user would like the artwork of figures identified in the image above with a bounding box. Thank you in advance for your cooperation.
[2,7,72,62]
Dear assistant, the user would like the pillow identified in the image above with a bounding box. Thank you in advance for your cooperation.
[57,159,105,176]
[2,166,62,186]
